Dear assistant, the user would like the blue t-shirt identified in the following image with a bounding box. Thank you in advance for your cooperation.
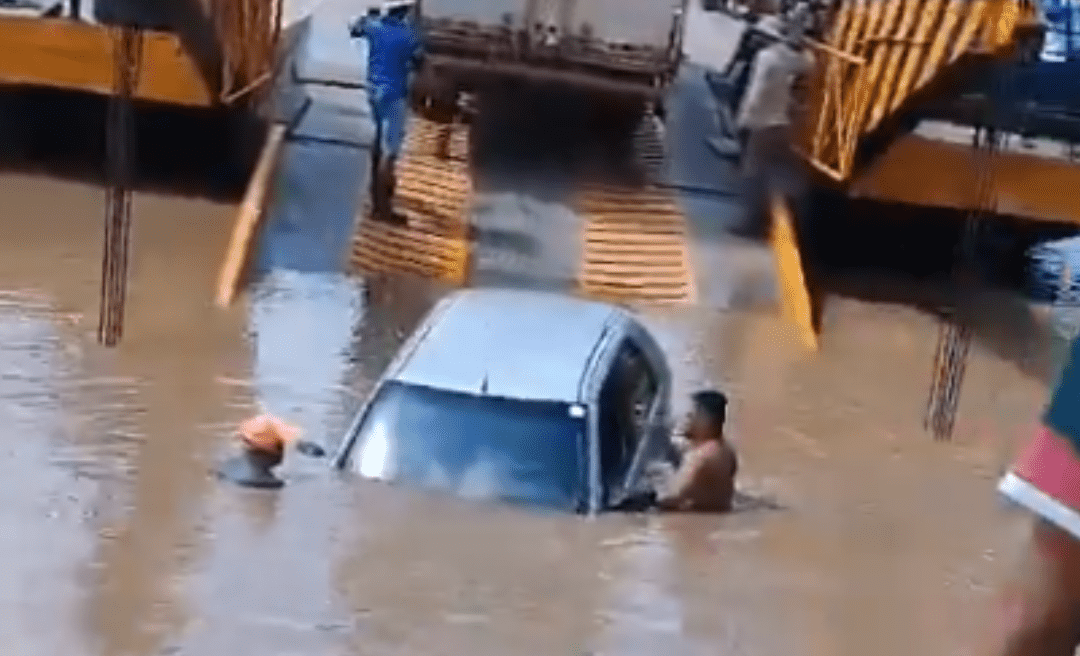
[352,16,422,104]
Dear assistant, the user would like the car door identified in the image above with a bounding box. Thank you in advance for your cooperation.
[610,325,673,508]
[596,335,660,507]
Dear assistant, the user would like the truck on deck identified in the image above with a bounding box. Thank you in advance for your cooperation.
[412,0,689,110]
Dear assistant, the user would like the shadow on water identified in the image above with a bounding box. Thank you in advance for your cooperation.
[804,192,1080,385]
[731,490,786,513]
[0,87,258,201]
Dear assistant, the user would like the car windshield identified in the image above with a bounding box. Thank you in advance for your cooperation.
[344,381,588,511]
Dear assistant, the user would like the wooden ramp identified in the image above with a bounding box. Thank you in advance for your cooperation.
[575,185,697,306]
[350,118,472,284]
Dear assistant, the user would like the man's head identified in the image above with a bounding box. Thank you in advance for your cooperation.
[686,390,728,443]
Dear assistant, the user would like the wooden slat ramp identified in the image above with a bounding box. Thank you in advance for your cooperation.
[576,184,697,305]
[575,111,696,306]
[350,117,472,284]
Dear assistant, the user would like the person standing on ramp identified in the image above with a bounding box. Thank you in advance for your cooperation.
[350,0,424,224]
[734,12,813,238]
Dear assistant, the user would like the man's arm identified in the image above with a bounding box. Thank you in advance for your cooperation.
[655,447,705,510]
[349,13,377,39]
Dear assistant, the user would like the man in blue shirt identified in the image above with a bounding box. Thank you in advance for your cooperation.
[350,0,424,223]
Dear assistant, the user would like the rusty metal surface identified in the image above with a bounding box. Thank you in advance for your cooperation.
[425,54,666,98]
[0,16,215,105]
[422,21,674,73]
[350,117,472,284]
[798,0,1040,182]
[98,24,141,347]
[417,0,683,70]
[0,0,280,107]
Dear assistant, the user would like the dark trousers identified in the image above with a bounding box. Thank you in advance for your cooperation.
[740,124,797,238]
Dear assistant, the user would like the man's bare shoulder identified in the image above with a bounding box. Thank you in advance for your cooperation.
[693,440,737,472]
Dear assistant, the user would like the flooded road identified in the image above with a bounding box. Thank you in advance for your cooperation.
[0,54,1062,656]
[0,161,1053,655]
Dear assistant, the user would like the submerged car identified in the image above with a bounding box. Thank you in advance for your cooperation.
[332,289,678,513]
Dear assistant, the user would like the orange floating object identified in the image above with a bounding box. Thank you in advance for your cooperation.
[237,414,300,455]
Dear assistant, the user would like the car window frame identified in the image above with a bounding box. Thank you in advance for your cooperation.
[337,380,592,512]
[596,336,660,504]
[612,326,672,507]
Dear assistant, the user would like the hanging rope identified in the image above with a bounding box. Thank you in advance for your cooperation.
[98,25,142,347]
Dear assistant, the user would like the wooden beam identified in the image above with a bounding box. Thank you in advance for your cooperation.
[770,194,818,351]
[215,123,286,308]
[0,16,215,106]
[849,134,1080,226]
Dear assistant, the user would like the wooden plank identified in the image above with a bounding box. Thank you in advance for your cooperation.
[839,0,870,53]
[215,123,286,308]
[949,0,989,62]
[915,0,965,89]
[769,195,817,351]
[838,0,902,166]
[867,0,924,130]
[886,0,947,117]
[832,0,886,171]
[0,16,215,106]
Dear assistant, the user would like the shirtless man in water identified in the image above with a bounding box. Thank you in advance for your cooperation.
[656,390,738,512]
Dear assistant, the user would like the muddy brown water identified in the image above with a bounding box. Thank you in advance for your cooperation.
[0,79,1063,656]
[0,165,1057,656]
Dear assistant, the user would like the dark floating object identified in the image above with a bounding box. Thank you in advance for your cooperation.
[296,440,327,458]
[217,452,285,489]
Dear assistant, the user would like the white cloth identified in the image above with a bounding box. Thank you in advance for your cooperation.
[736,42,812,129]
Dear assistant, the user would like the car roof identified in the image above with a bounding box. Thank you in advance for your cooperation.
[389,289,629,403]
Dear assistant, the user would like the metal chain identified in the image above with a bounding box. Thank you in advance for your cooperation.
[98,25,142,347]
[923,124,1000,440]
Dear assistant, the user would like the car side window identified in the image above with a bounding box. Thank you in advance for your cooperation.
[597,339,658,499]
